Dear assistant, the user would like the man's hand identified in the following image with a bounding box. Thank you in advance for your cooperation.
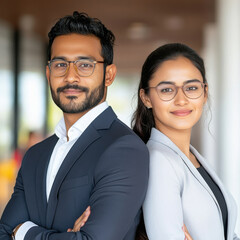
[12,223,23,239]
[67,206,91,232]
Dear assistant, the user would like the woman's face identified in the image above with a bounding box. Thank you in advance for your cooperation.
[140,56,207,134]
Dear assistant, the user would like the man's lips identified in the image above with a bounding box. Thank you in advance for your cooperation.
[57,84,88,95]
[62,88,83,95]
[171,110,192,116]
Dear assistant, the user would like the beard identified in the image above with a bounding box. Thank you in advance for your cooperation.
[50,80,105,114]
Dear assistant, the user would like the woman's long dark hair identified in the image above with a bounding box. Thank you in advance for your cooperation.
[131,43,207,143]
[135,213,148,240]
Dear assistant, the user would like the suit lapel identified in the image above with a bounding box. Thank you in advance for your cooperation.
[178,147,219,204]
[36,135,58,226]
[194,152,235,240]
[151,129,222,213]
[190,147,228,211]
[170,142,222,212]
[174,144,227,223]
[46,107,117,228]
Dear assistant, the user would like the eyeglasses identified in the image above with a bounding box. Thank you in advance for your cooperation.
[48,58,105,77]
[146,81,206,101]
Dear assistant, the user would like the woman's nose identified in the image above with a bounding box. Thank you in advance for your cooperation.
[174,87,189,105]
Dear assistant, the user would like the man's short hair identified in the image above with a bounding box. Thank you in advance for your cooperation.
[48,11,115,65]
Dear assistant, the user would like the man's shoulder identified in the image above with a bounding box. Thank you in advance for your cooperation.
[101,118,149,158]
[93,107,142,141]
[106,117,146,146]
[24,134,58,157]
[30,134,58,149]
[20,134,57,169]
[112,117,134,133]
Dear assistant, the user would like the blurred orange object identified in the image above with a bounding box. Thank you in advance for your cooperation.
[0,159,18,214]
[0,159,17,183]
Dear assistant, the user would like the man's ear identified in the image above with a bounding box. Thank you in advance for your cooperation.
[46,65,50,84]
[140,88,152,109]
[105,64,117,87]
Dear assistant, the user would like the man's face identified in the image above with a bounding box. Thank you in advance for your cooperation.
[46,34,110,115]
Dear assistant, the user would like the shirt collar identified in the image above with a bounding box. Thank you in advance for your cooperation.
[55,101,109,142]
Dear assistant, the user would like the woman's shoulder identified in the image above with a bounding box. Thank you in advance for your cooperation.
[147,139,185,180]
[147,139,180,163]
[146,141,185,194]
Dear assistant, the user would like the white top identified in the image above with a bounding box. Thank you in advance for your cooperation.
[16,101,108,240]
[143,128,239,240]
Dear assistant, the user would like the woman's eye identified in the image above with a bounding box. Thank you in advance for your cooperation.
[161,88,173,93]
[186,86,198,91]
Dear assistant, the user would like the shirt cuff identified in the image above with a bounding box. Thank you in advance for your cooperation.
[15,221,37,240]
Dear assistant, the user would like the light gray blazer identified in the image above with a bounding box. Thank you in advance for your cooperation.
[143,128,239,240]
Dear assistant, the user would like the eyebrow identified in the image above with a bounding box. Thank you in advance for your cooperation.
[157,79,202,86]
[51,56,97,61]
[185,79,202,84]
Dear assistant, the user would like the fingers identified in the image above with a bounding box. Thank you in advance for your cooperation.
[72,206,91,232]
[182,224,193,240]
[184,231,193,240]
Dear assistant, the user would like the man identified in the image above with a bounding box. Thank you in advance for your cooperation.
[0,12,149,240]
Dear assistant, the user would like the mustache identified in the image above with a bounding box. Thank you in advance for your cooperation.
[57,84,89,93]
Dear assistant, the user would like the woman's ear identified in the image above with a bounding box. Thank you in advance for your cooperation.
[204,83,208,104]
[105,64,117,87]
[140,88,152,109]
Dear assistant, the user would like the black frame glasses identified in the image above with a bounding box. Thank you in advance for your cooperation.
[48,58,105,77]
[145,80,207,101]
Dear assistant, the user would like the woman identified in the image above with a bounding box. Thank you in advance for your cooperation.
[132,43,239,240]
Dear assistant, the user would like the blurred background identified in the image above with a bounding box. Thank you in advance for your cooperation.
[0,0,240,235]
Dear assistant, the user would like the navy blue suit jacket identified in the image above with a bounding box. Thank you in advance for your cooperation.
[0,107,149,240]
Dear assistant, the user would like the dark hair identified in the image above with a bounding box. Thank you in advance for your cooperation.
[132,43,207,143]
[135,214,148,240]
[47,11,115,65]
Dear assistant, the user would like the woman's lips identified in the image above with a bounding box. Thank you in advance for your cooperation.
[171,110,192,116]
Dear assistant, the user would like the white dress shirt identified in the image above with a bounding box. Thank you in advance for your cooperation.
[15,101,108,240]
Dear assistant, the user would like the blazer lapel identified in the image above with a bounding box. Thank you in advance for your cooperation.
[181,147,233,239]
[151,129,222,212]
[36,135,58,226]
[46,107,117,228]
[172,142,222,212]
[195,152,236,240]
[180,147,220,205]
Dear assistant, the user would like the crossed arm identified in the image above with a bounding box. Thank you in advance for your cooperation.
[0,135,149,240]
[11,206,90,238]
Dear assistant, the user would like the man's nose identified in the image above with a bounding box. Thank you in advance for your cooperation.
[64,63,80,82]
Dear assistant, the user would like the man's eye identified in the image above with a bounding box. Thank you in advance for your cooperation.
[53,62,67,68]
[80,63,93,68]
[78,63,94,69]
